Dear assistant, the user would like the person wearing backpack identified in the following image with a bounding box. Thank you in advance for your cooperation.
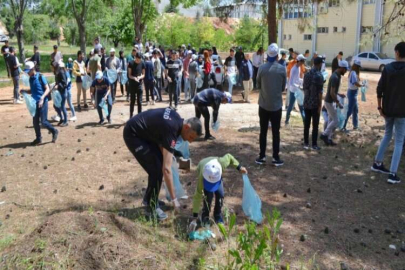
[54,62,69,127]
[189,154,247,228]
[20,61,59,145]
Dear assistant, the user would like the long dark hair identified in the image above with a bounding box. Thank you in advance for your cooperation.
[351,64,360,76]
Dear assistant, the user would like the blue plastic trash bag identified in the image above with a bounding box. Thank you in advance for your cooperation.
[196,76,203,89]
[294,89,304,106]
[211,118,220,132]
[361,80,368,102]
[22,92,36,117]
[242,174,263,224]
[229,74,237,85]
[82,75,92,90]
[21,73,30,87]
[164,158,187,201]
[322,71,329,82]
[51,90,62,108]
[107,69,118,84]
[189,229,214,241]
[337,96,348,129]
[99,99,109,117]
[121,72,128,85]
[175,136,190,159]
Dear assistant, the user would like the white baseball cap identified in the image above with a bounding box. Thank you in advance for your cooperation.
[224,92,232,103]
[339,60,349,69]
[68,58,73,61]
[267,43,279,58]
[58,61,65,68]
[95,70,103,80]
[297,54,307,61]
[24,61,35,73]
[203,159,223,192]
[110,48,116,53]
[353,59,362,67]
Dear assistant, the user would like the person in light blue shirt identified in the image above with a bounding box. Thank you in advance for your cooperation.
[240,53,254,103]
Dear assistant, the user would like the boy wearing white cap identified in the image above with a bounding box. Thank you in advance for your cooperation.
[191,154,247,225]
[90,70,113,124]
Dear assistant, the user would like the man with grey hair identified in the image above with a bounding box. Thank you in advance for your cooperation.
[124,107,202,220]
[255,43,286,167]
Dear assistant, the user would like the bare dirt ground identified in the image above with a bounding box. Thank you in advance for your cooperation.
[0,69,404,269]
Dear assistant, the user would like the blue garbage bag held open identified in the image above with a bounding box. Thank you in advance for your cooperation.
[21,73,30,87]
[22,92,36,117]
[175,136,190,159]
[51,90,63,108]
[211,117,220,132]
[189,229,215,241]
[242,174,263,224]
[164,157,187,201]
[99,99,109,117]
[107,69,118,84]
[337,96,348,129]
[121,72,128,85]
[82,75,92,90]
[361,80,368,102]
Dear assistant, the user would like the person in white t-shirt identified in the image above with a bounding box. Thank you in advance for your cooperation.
[285,54,306,125]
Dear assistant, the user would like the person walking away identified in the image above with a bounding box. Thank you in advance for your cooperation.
[67,58,73,77]
[240,53,254,103]
[152,50,163,102]
[73,50,88,111]
[127,52,145,117]
[235,46,245,86]
[190,154,247,226]
[144,53,155,105]
[320,60,349,146]
[183,51,192,102]
[20,62,59,145]
[29,45,41,72]
[165,50,182,109]
[371,42,405,184]
[331,51,343,73]
[202,50,211,90]
[285,54,306,125]
[105,48,120,102]
[303,57,325,150]
[252,47,264,89]
[188,55,199,100]
[224,48,237,96]
[123,108,202,220]
[1,40,10,77]
[91,71,113,124]
[54,62,69,127]
[193,88,232,141]
[342,60,364,132]
[6,47,22,104]
[255,43,286,166]
[118,50,128,97]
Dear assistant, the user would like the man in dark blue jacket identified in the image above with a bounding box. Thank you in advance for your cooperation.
[371,42,405,184]
[144,54,155,105]
[240,53,254,103]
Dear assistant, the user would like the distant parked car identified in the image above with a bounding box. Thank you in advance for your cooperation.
[351,52,394,72]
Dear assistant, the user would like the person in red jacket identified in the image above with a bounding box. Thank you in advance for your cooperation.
[202,50,211,90]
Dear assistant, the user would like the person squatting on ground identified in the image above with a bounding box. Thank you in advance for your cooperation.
[190,154,248,227]
[302,57,325,150]
[20,61,59,145]
[240,53,254,103]
[371,42,405,184]
[127,52,145,118]
[320,60,349,146]
[193,88,232,141]
[91,71,113,125]
[123,108,202,220]
[255,43,286,167]
[73,50,88,111]
[285,54,306,125]
[165,50,183,109]
[342,60,364,132]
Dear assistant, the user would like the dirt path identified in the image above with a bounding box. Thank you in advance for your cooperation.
[0,70,404,269]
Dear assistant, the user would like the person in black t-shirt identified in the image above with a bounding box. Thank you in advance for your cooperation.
[100,47,106,72]
[127,52,146,118]
[165,51,183,109]
[123,108,202,220]
[30,45,41,71]
[6,47,22,104]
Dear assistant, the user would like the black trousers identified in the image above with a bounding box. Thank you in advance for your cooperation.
[128,82,142,118]
[124,129,163,207]
[120,82,128,96]
[201,182,224,223]
[144,79,154,102]
[195,104,211,137]
[304,108,320,146]
[253,66,259,88]
[259,107,282,159]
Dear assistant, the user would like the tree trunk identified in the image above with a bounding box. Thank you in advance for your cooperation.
[15,19,25,63]
[267,0,277,44]
[78,22,86,56]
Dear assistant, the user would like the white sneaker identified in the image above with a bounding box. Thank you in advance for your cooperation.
[14,99,23,104]
[51,115,61,122]
[69,116,77,121]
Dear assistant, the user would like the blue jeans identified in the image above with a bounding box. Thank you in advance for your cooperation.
[285,91,305,124]
[375,117,405,173]
[202,181,224,223]
[33,99,57,140]
[54,91,68,124]
[66,86,76,117]
[12,76,19,100]
[183,77,190,100]
[343,89,358,129]
[96,90,112,121]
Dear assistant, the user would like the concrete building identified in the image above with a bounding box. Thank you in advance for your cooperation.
[211,0,264,19]
[279,0,403,63]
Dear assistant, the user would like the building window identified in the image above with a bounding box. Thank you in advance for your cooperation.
[333,27,338,33]
[363,0,375,4]
[283,2,313,20]
[329,0,340,7]
[304,34,312,40]
[317,27,329,33]
[361,26,373,33]
[288,35,292,40]
[342,27,346,32]
[284,35,286,40]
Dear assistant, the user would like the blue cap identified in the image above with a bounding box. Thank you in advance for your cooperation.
[203,178,222,192]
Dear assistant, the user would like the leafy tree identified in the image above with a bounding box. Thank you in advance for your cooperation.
[23,13,51,44]
[235,16,261,51]
[105,1,135,47]
[193,17,215,48]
